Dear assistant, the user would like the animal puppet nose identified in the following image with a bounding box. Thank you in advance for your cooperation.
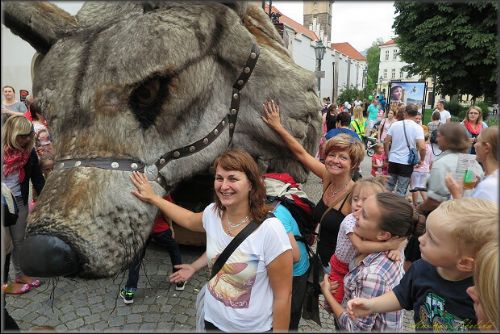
[19,235,79,277]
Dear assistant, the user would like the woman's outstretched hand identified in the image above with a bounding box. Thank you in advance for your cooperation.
[169,264,196,283]
[262,99,283,131]
[130,171,158,203]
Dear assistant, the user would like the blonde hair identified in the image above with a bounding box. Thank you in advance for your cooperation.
[478,126,498,162]
[324,133,365,173]
[474,241,498,330]
[352,177,386,197]
[353,106,364,121]
[437,198,498,256]
[2,115,35,151]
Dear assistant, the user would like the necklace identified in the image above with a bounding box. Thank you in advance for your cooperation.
[329,181,349,197]
[225,215,249,233]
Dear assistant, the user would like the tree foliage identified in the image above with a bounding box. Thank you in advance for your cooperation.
[393,1,497,99]
[366,38,384,94]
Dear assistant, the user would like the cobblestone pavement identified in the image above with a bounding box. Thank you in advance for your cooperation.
[6,153,415,332]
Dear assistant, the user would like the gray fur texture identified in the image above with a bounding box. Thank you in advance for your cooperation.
[3,1,321,277]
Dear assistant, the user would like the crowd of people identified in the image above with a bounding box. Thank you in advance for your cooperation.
[2,84,498,332]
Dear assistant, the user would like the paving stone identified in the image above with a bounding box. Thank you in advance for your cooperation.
[66,317,85,330]
[107,315,125,327]
[126,313,143,324]
[83,313,102,325]
[76,306,92,317]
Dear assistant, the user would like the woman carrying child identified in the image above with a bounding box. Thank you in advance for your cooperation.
[326,178,405,305]
[320,192,425,331]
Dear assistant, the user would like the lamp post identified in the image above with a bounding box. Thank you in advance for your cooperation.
[314,40,326,99]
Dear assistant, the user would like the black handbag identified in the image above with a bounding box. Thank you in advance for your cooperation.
[301,245,322,326]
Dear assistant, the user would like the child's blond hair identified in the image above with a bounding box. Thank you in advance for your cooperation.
[474,241,498,330]
[352,176,387,197]
[436,198,498,256]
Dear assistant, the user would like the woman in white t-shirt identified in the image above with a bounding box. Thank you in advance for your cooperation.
[130,149,293,332]
[445,126,498,203]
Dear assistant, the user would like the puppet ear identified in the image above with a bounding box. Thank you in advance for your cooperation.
[221,1,248,18]
[2,2,78,54]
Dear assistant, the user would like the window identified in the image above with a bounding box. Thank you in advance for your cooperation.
[383,69,388,79]
[400,70,404,78]
[391,69,396,79]
[393,49,398,60]
[385,50,389,61]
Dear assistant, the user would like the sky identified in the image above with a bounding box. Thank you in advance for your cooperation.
[273,1,397,52]
[52,1,396,52]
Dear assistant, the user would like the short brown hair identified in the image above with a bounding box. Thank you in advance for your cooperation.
[324,133,365,174]
[438,123,469,152]
[212,149,271,223]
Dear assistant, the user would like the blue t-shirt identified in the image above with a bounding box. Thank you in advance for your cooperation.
[325,127,361,141]
[274,204,309,276]
[393,259,477,331]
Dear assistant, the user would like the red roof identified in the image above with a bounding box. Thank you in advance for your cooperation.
[265,4,319,42]
[382,39,396,46]
[331,42,366,61]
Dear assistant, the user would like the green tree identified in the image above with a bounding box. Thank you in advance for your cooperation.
[366,38,384,94]
[393,1,497,100]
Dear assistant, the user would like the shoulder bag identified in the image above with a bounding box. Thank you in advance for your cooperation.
[195,219,260,331]
[403,120,420,166]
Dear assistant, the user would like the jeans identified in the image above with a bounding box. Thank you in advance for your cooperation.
[9,196,28,278]
[386,162,414,196]
[125,229,182,289]
[386,174,411,196]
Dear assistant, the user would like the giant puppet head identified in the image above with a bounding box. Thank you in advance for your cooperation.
[3,1,321,278]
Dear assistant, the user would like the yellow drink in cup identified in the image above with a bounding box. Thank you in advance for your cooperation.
[463,169,475,190]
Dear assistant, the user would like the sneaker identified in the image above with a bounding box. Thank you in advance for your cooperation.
[175,281,186,291]
[120,288,135,304]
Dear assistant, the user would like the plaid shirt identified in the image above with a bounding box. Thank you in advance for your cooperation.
[337,251,405,331]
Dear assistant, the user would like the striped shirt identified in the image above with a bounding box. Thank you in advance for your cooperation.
[337,251,405,331]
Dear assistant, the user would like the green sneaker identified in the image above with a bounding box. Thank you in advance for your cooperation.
[120,287,135,304]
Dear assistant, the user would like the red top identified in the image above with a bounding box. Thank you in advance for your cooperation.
[152,194,173,234]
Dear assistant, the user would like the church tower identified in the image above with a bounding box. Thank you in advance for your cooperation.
[303,1,333,43]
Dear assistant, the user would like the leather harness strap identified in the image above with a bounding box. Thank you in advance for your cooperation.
[54,43,260,189]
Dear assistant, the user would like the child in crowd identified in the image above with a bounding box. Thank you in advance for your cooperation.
[347,198,497,332]
[120,194,184,304]
[409,131,432,207]
[35,128,54,160]
[327,178,405,305]
[466,240,498,331]
[371,144,388,177]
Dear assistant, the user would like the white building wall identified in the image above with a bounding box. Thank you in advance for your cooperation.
[379,43,435,108]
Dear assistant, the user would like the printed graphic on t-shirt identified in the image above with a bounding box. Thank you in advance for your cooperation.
[416,292,469,331]
[208,250,258,309]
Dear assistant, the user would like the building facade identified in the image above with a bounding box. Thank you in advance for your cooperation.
[268,4,366,102]
[378,39,435,108]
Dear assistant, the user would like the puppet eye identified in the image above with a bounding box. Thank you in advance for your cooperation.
[134,79,160,108]
[129,76,171,128]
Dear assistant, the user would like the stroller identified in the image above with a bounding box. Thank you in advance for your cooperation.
[363,121,380,157]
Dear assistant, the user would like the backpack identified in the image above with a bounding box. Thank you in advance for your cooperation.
[263,173,317,246]
[430,122,441,144]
